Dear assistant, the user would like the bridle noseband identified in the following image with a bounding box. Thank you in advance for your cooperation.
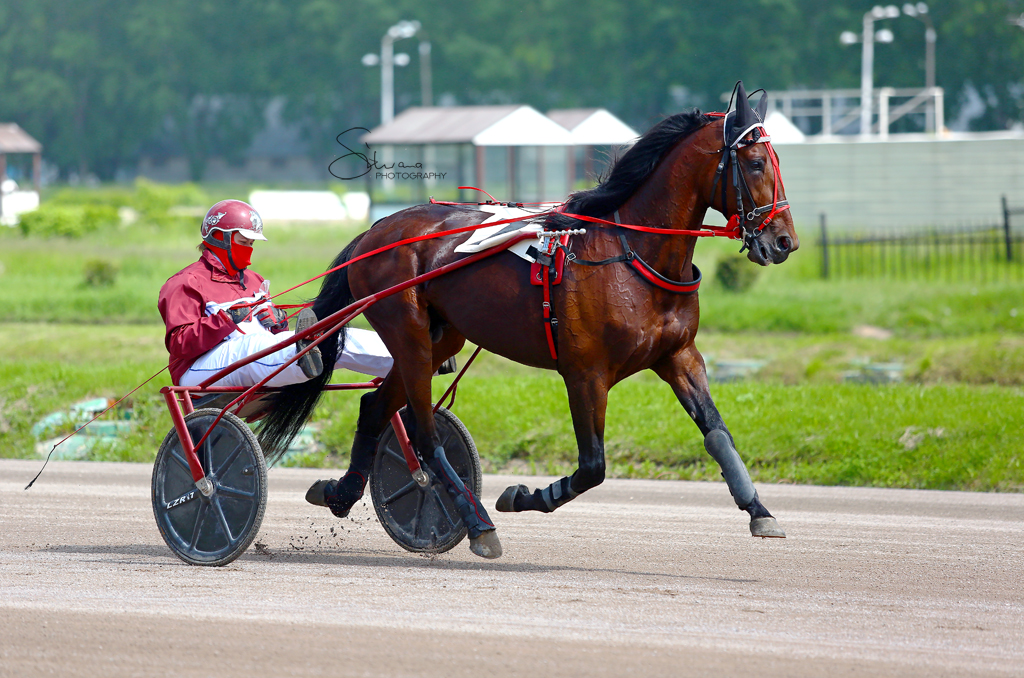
[709,121,790,254]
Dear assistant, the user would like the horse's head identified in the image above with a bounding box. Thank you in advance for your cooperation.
[709,82,799,266]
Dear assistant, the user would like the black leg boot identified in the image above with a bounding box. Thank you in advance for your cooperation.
[305,431,378,518]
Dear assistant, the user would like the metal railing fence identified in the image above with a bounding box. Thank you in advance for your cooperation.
[818,196,1024,282]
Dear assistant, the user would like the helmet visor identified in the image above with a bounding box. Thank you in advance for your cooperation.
[234,227,267,241]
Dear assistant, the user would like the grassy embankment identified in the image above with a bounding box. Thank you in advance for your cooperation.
[1,190,1022,491]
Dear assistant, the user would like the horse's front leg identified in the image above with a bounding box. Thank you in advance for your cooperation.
[654,344,785,538]
[496,373,608,513]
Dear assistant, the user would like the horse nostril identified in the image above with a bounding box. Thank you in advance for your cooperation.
[777,236,791,252]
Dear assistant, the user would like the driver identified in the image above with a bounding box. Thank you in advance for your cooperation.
[158,199,394,389]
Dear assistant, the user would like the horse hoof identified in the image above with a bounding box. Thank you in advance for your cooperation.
[750,516,786,538]
[305,479,337,507]
[469,530,502,559]
[495,484,528,512]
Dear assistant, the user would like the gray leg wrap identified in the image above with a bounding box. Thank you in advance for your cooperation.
[703,429,756,509]
[539,476,578,512]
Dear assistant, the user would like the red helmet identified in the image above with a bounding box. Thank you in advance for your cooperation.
[201,199,267,248]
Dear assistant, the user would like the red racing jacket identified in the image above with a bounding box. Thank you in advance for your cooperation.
[158,249,267,384]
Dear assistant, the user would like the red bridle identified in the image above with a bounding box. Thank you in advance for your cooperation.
[709,113,791,250]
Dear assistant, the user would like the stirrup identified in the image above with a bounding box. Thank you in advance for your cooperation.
[294,308,323,379]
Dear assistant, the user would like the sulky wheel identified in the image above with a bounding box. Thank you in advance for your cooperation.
[371,406,482,554]
[152,408,267,566]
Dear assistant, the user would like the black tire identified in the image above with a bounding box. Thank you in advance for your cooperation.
[152,408,267,566]
[370,406,482,554]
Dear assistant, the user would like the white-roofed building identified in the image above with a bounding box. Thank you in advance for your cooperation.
[547,108,638,146]
[0,123,43,225]
[547,108,639,189]
[360,106,575,206]
[763,110,806,144]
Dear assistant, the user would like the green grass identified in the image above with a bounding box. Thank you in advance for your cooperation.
[2,194,1023,492]
[2,324,1022,492]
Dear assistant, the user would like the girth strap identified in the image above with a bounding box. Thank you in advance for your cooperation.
[541,263,558,361]
[563,234,702,295]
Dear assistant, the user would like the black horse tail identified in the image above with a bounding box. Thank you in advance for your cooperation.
[257,233,367,464]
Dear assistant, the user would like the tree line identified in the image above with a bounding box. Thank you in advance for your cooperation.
[1,0,1023,180]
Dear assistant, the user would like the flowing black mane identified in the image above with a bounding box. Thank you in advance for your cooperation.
[549,108,713,228]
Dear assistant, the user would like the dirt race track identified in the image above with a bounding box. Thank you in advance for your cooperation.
[1,459,1022,677]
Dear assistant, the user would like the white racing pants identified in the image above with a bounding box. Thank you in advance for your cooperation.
[179,326,393,388]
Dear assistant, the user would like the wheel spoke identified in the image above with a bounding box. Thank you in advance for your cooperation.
[411,490,425,539]
[382,443,406,465]
[188,502,209,550]
[207,431,220,471]
[383,480,417,505]
[216,484,255,500]
[212,497,235,543]
[433,488,458,529]
[214,442,246,478]
[169,450,191,474]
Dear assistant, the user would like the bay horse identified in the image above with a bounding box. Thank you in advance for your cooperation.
[260,83,798,559]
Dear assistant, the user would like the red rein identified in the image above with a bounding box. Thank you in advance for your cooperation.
[266,113,789,308]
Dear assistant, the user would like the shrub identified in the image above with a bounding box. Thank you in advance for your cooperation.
[48,185,135,208]
[23,180,211,238]
[18,204,119,238]
[132,178,209,227]
[83,259,119,287]
[715,251,760,292]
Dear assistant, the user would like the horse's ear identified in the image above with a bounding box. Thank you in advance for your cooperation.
[754,91,768,122]
[726,81,757,145]
[734,81,749,115]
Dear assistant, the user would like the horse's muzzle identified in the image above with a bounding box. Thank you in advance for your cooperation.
[747,232,795,266]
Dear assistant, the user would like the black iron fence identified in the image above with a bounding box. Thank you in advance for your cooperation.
[818,196,1024,282]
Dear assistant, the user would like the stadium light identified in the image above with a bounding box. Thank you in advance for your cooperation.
[903,3,938,132]
[363,21,422,125]
[841,6,902,135]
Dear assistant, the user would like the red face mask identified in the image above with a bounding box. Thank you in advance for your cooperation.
[230,242,253,270]
[209,233,253,274]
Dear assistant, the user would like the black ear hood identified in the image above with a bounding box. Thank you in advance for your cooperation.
[723,81,768,147]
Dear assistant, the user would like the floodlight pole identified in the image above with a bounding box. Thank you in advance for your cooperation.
[908,6,937,132]
[376,21,421,125]
[860,12,876,137]
[419,40,432,106]
[381,32,396,125]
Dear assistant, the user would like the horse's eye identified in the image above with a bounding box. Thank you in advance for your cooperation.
[749,159,765,173]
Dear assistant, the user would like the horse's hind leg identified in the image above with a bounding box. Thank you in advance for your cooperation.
[307,372,406,518]
[373,303,502,559]
[654,345,785,538]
